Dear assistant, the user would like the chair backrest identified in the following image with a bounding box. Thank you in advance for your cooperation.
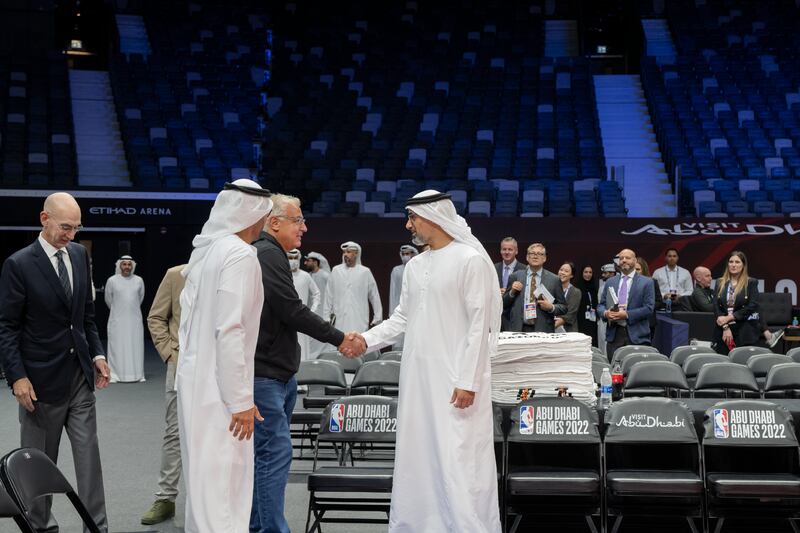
[621,353,669,376]
[508,397,600,443]
[612,344,658,363]
[764,363,800,392]
[296,360,347,388]
[605,397,698,444]
[682,353,729,378]
[702,400,797,447]
[1,448,100,533]
[670,345,717,367]
[759,292,793,327]
[316,395,397,444]
[0,482,35,533]
[624,361,690,393]
[350,361,401,389]
[592,361,610,384]
[746,354,792,378]
[787,347,800,362]
[729,346,774,365]
[318,351,363,374]
[693,362,759,393]
[379,351,402,361]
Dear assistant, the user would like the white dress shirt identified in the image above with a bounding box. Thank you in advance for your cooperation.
[38,233,73,289]
[38,233,105,361]
[652,265,693,296]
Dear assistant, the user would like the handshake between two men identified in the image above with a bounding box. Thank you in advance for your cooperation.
[338,332,367,358]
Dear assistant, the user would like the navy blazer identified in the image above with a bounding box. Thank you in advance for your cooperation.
[0,239,103,402]
[597,273,655,345]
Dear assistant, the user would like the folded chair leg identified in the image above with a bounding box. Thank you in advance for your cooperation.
[509,513,523,533]
[713,517,724,533]
[610,515,623,533]
[585,514,599,533]
[789,518,800,533]
[686,516,700,533]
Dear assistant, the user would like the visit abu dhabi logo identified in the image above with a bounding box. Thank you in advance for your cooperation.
[621,222,800,237]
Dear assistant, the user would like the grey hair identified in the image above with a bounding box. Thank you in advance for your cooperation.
[268,194,301,220]
[501,237,517,247]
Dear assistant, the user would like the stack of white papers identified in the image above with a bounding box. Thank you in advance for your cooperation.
[491,331,596,406]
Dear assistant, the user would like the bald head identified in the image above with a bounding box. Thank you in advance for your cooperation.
[617,248,637,275]
[40,192,82,249]
[693,266,712,289]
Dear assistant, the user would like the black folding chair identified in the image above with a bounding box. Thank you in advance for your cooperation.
[317,352,363,395]
[505,397,602,533]
[746,354,792,391]
[727,346,773,365]
[0,481,34,533]
[0,448,101,533]
[764,363,800,398]
[293,360,348,458]
[683,354,730,391]
[378,351,402,361]
[305,396,397,533]
[787,347,800,363]
[671,345,718,368]
[621,353,669,377]
[624,360,691,398]
[702,400,800,533]
[692,363,760,399]
[349,360,400,396]
[592,361,610,385]
[612,345,659,365]
[604,398,705,533]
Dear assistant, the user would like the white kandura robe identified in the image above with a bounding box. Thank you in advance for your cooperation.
[362,242,501,533]
[323,263,382,333]
[389,263,406,350]
[104,273,145,382]
[291,268,320,361]
[177,235,264,533]
[309,269,331,356]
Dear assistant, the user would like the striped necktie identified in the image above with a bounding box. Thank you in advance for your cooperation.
[56,250,73,302]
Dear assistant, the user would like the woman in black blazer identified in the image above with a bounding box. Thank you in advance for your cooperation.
[576,265,598,344]
[555,262,582,333]
[712,250,760,354]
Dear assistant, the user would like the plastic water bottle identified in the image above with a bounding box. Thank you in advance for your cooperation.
[793,316,799,327]
[600,368,613,409]
[665,296,672,316]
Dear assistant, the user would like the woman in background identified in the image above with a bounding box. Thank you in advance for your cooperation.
[576,265,598,344]
[712,250,760,354]
[555,261,581,333]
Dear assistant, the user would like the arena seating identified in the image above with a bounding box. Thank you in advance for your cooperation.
[0,54,76,188]
[107,1,623,216]
[641,0,800,216]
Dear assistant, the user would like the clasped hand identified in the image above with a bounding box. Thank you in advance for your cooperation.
[339,332,367,358]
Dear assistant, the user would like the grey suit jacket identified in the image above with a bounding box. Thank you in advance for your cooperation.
[558,284,582,332]
[502,268,567,332]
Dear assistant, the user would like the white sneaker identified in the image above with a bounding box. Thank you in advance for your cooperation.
[769,329,785,349]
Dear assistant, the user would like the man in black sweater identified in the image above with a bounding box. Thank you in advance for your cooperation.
[249,193,350,533]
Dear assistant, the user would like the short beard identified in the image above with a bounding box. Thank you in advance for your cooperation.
[411,233,425,246]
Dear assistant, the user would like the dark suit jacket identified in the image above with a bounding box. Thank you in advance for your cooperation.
[597,273,655,345]
[495,260,525,330]
[712,278,760,352]
[502,268,567,332]
[558,284,582,332]
[0,240,104,402]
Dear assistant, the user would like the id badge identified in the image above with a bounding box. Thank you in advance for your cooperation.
[585,309,596,322]
[524,302,537,321]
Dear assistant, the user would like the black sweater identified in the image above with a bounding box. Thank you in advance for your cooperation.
[252,232,345,381]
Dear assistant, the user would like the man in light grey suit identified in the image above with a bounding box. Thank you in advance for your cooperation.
[495,237,525,330]
[502,243,567,332]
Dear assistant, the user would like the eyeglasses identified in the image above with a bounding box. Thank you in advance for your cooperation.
[46,212,83,233]
[527,252,545,257]
[276,215,306,225]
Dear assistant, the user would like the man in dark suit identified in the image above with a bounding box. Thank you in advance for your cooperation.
[494,237,525,330]
[0,192,109,532]
[502,242,567,332]
[597,248,655,360]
